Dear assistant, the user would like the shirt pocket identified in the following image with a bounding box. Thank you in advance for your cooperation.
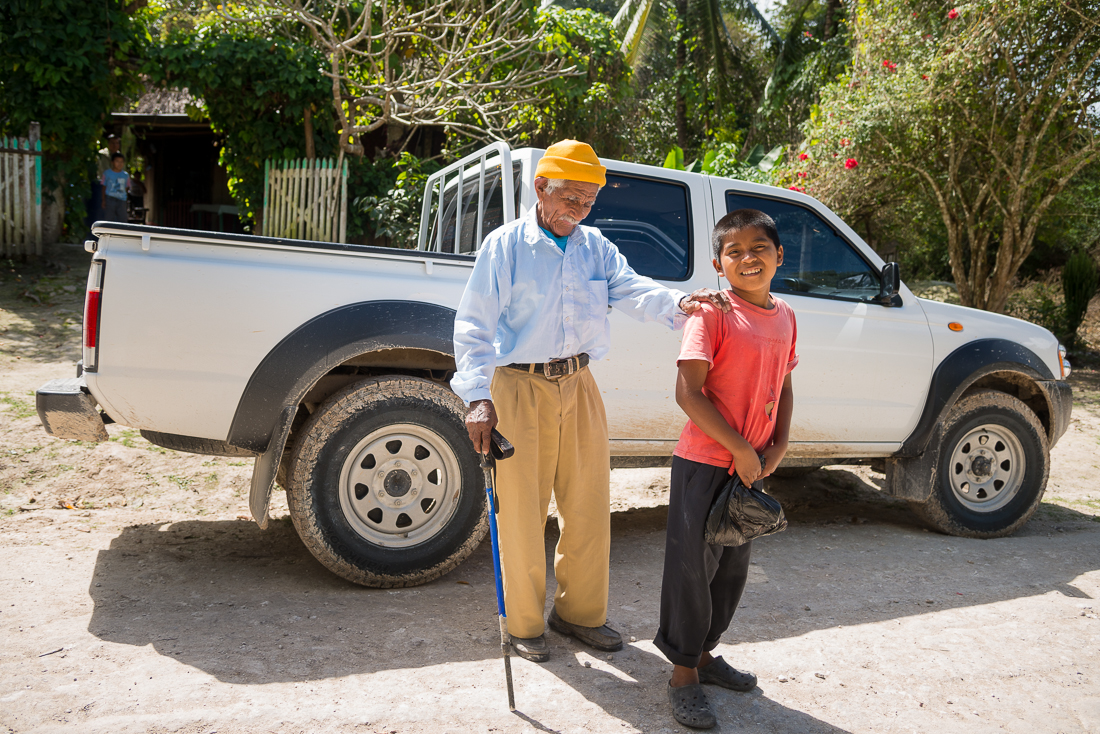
[585,278,609,312]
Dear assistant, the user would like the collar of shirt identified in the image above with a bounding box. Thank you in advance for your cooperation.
[524,206,582,253]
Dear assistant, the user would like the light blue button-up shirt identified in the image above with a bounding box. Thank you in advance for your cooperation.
[451,207,689,405]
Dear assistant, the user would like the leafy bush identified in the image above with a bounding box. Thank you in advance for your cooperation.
[1063,250,1099,347]
[356,154,440,249]
[1,0,149,238]
[1005,282,1066,338]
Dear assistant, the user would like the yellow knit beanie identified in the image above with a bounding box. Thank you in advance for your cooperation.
[534,140,607,186]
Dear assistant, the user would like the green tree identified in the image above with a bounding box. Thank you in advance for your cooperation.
[145,30,340,229]
[519,6,635,159]
[0,0,150,236]
[223,0,577,156]
[615,0,775,157]
[800,0,1100,312]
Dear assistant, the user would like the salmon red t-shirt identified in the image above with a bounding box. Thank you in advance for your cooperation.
[673,291,798,470]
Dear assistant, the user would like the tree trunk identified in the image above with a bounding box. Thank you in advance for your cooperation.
[675,0,689,151]
[304,107,315,160]
[824,0,842,40]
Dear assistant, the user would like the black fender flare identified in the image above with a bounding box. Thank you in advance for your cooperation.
[898,338,1053,458]
[228,300,458,453]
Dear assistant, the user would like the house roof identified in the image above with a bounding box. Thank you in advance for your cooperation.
[113,84,210,127]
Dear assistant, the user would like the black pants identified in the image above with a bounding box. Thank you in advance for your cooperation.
[654,457,752,668]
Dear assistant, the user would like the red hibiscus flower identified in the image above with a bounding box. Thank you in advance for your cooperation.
[882,60,898,72]
[797,172,808,178]
[844,158,858,169]
[789,185,805,193]
[948,8,958,19]
[798,153,809,161]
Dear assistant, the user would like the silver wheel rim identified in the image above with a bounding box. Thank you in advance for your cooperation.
[337,423,462,548]
[947,423,1025,513]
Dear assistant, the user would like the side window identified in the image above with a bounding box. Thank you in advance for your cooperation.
[726,192,880,302]
[430,162,522,254]
[582,174,692,281]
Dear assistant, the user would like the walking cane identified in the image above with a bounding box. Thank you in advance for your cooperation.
[482,427,515,710]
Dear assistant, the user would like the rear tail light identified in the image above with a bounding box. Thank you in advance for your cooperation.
[83,260,105,371]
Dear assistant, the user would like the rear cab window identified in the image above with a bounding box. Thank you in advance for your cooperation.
[583,174,693,281]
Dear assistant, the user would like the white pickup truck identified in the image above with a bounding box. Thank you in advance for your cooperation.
[36,143,1073,587]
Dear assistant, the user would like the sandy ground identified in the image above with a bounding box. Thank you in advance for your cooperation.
[1,244,1099,733]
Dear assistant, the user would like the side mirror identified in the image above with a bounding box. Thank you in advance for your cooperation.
[875,261,902,307]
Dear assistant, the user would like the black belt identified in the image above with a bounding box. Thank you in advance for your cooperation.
[505,354,589,377]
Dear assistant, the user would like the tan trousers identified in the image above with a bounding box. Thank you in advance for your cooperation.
[490,365,611,639]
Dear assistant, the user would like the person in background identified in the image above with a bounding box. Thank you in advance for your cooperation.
[129,169,148,223]
[101,153,130,224]
[88,133,121,229]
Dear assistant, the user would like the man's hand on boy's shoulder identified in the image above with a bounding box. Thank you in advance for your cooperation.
[679,288,731,314]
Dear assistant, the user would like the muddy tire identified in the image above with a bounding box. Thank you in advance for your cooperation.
[285,375,487,587]
[910,390,1049,538]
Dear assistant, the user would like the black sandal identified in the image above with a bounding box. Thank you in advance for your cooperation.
[698,655,757,691]
[667,682,717,729]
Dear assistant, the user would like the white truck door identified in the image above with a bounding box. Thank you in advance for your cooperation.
[584,165,719,451]
[715,184,935,451]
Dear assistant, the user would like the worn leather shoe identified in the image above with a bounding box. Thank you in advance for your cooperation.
[547,607,623,652]
[510,634,549,662]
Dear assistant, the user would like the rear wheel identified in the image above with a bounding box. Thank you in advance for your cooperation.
[285,375,486,587]
[910,390,1048,538]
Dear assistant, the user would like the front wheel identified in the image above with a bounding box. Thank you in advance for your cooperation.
[910,390,1049,538]
[285,375,487,587]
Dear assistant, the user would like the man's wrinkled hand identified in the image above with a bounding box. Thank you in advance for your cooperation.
[680,288,732,314]
[465,399,498,455]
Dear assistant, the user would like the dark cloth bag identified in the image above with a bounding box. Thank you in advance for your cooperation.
[703,471,787,547]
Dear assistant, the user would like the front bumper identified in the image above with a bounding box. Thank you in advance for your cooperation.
[1039,379,1073,448]
[36,377,109,442]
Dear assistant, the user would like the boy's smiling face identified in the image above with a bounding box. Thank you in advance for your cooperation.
[713,225,783,308]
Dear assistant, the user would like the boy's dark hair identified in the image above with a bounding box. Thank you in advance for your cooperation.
[110,152,124,162]
[712,209,780,259]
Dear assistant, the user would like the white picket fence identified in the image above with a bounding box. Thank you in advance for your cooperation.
[262,157,348,243]
[0,124,43,258]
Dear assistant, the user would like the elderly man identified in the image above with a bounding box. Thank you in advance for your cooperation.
[451,140,729,662]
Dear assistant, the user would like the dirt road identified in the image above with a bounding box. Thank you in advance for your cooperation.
[2,245,1099,733]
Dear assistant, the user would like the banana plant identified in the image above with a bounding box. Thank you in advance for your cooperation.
[613,0,778,68]
[662,142,783,176]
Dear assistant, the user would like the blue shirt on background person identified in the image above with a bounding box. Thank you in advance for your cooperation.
[102,168,129,201]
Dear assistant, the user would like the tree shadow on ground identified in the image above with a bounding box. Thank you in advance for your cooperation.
[0,242,90,364]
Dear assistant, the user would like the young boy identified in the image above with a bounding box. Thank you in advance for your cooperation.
[101,153,130,223]
[655,209,797,729]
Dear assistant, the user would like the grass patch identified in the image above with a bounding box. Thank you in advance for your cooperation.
[109,428,166,453]
[168,474,193,491]
[0,393,35,420]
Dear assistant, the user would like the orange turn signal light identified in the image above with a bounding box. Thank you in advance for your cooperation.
[948,322,964,332]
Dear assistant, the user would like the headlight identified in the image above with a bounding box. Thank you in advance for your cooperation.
[1059,344,1071,379]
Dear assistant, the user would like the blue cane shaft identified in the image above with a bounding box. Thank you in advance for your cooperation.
[484,474,507,618]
